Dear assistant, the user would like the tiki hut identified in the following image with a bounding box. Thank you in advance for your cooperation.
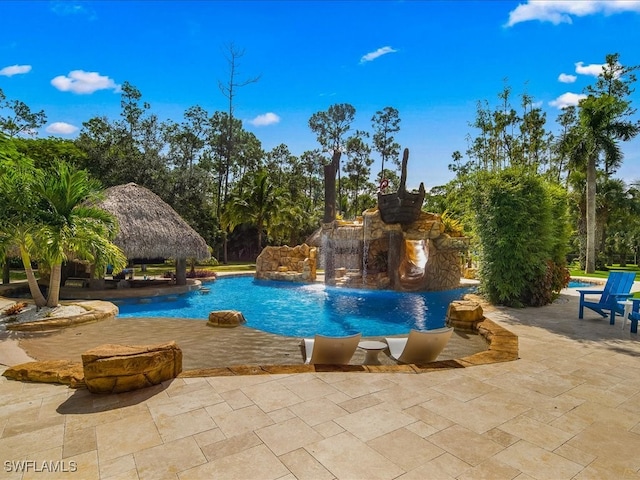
[97,183,210,285]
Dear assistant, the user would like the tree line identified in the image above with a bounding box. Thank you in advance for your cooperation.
[1,51,639,309]
[428,53,640,276]
[0,75,406,269]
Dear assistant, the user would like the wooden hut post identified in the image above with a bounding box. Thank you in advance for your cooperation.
[175,258,187,286]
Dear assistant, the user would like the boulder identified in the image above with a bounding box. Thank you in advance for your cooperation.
[446,300,484,331]
[208,310,246,327]
[82,341,182,394]
[255,244,317,282]
[2,360,84,388]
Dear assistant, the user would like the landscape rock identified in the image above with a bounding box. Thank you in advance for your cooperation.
[446,300,484,331]
[2,360,84,388]
[81,341,182,394]
[207,310,247,327]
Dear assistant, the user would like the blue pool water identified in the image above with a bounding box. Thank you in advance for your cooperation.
[568,280,598,288]
[115,276,473,338]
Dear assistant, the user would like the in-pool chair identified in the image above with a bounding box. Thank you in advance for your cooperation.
[301,333,362,365]
[384,327,454,364]
[577,271,636,325]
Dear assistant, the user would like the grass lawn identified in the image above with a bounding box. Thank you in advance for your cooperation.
[569,264,640,279]
[5,262,257,283]
[569,264,640,298]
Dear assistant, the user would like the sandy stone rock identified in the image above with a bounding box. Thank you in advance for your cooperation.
[255,244,317,282]
[2,360,84,387]
[81,341,182,394]
[446,300,484,331]
[207,310,247,327]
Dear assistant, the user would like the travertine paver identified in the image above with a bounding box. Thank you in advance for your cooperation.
[2,287,640,479]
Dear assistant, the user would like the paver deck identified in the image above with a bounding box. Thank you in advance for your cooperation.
[2,286,640,479]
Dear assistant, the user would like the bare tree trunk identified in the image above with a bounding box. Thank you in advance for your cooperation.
[585,155,597,273]
[323,151,340,223]
[175,258,187,286]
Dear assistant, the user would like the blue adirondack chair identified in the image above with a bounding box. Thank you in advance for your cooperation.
[577,271,636,325]
[625,299,640,334]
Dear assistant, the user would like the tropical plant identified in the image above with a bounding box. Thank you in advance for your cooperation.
[222,169,283,254]
[34,161,127,306]
[472,167,569,307]
[0,133,48,305]
[564,54,640,273]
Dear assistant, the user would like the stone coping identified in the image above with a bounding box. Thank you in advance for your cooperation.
[1,279,518,385]
[3,300,118,332]
[179,317,517,377]
[2,315,518,387]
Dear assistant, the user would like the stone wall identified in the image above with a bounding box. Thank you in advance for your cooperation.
[255,244,317,282]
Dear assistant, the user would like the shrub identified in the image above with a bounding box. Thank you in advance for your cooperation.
[187,270,218,279]
[472,168,570,307]
[3,302,27,316]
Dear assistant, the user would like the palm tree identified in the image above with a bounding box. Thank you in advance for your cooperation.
[0,134,48,306]
[35,161,127,306]
[568,94,638,273]
[222,170,284,255]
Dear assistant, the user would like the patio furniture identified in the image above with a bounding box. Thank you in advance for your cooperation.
[577,271,636,325]
[301,333,361,365]
[624,299,640,334]
[385,327,454,364]
[357,340,387,365]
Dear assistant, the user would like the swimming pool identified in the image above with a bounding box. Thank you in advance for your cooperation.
[115,276,474,338]
[567,280,599,288]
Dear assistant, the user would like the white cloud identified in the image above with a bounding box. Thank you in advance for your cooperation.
[51,70,120,94]
[506,0,640,27]
[574,61,604,77]
[50,2,96,19]
[249,112,280,127]
[549,92,587,109]
[46,122,79,135]
[0,64,32,77]
[360,46,398,63]
[558,73,577,83]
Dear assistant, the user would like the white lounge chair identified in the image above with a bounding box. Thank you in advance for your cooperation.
[302,333,362,365]
[385,327,454,364]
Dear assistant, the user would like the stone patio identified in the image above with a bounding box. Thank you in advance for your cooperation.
[1,284,640,479]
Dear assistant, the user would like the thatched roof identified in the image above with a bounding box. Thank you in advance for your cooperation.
[97,183,210,261]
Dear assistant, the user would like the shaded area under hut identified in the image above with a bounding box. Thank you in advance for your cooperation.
[93,182,210,287]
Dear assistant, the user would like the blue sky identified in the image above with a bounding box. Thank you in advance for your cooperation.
[1,1,640,189]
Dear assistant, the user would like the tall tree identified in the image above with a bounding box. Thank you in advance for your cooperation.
[308,103,355,222]
[0,88,47,137]
[217,43,260,208]
[568,54,640,273]
[371,106,401,186]
[553,106,577,185]
[299,149,325,206]
[344,130,374,217]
